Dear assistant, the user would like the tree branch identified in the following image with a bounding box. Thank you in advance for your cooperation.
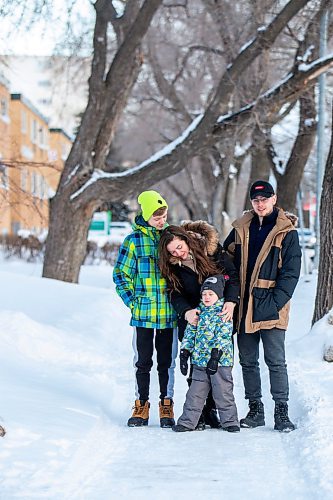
[72,0,316,206]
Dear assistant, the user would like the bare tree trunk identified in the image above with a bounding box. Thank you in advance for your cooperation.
[276,91,316,211]
[245,125,272,209]
[312,105,333,325]
[43,194,97,282]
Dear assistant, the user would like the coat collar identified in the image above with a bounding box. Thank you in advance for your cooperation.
[232,208,297,232]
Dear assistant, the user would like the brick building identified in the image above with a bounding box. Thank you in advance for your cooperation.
[0,77,72,235]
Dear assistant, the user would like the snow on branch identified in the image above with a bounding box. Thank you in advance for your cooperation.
[70,113,204,200]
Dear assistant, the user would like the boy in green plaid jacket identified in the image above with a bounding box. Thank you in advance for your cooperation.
[113,190,177,428]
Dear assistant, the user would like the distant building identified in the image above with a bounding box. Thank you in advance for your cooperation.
[0,76,72,236]
[0,73,12,232]
[2,55,90,137]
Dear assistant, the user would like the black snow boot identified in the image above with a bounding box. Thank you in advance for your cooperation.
[195,413,206,431]
[274,402,295,432]
[222,425,240,433]
[172,424,192,432]
[203,407,221,429]
[0,425,5,437]
[240,400,265,428]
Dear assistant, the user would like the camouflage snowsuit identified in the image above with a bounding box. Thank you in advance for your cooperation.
[177,299,239,430]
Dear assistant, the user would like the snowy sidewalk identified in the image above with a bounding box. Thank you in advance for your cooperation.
[0,263,332,499]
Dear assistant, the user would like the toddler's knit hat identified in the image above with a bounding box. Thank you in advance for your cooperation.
[201,275,225,299]
[138,190,168,221]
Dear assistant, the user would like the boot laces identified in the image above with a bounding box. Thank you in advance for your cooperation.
[247,401,260,418]
[160,404,173,418]
[132,403,146,417]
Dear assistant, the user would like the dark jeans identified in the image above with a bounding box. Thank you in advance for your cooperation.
[237,327,289,402]
[133,327,177,401]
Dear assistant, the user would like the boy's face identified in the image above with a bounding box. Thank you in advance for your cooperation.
[148,209,168,230]
[202,289,219,306]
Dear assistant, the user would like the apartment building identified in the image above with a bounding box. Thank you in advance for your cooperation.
[0,78,72,235]
[0,74,12,233]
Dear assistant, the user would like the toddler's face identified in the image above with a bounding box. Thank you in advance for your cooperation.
[202,290,219,306]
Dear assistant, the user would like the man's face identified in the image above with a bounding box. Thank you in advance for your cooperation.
[148,210,168,230]
[251,194,277,217]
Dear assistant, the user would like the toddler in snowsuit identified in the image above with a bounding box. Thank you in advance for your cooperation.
[173,275,240,432]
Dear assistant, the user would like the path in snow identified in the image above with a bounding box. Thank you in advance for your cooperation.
[0,265,330,499]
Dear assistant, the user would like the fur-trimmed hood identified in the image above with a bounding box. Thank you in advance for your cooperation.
[180,220,220,255]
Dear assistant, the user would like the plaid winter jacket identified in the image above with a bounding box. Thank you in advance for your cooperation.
[181,299,233,367]
[113,216,177,329]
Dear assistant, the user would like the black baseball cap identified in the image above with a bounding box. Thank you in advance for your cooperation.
[249,180,275,200]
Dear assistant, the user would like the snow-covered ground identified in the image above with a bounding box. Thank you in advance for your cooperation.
[0,257,332,499]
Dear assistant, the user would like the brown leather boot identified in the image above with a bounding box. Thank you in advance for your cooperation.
[127,400,150,427]
[159,398,175,428]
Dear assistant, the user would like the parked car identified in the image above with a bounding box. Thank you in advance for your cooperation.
[297,228,316,249]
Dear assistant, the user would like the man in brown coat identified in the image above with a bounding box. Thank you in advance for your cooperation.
[224,180,301,432]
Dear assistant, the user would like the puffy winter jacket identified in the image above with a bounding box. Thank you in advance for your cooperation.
[224,208,301,333]
[181,299,233,367]
[167,221,240,340]
[113,216,177,329]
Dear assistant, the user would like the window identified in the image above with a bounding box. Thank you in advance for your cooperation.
[31,119,38,144]
[31,172,37,196]
[0,97,8,117]
[21,110,27,133]
[39,175,45,199]
[39,126,45,146]
[61,142,70,160]
[21,168,28,191]
[39,126,48,147]
[0,163,9,190]
[0,97,9,123]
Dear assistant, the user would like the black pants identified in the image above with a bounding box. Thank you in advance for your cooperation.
[133,327,176,401]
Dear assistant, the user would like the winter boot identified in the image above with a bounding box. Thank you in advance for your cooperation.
[0,425,5,437]
[240,400,265,428]
[159,398,175,428]
[203,407,221,429]
[195,413,206,431]
[274,402,295,432]
[222,425,240,433]
[127,400,150,427]
[172,424,192,432]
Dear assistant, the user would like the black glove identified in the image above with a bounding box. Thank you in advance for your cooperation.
[179,349,191,376]
[206,348,223,376]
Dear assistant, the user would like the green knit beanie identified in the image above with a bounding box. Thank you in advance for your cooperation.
[137,190,168,221]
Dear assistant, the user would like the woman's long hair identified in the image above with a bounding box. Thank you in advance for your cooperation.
[159,225,219,292]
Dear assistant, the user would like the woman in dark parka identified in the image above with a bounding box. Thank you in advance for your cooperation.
[159,221,240,428]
